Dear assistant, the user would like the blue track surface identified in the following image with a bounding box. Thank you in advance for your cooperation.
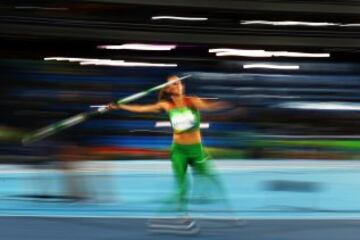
[0,160,360,219]
[1,160,360,239]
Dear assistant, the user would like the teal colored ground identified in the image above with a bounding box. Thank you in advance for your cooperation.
[0,160,360,219]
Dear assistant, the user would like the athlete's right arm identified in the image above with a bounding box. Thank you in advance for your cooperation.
[107,101,168,113]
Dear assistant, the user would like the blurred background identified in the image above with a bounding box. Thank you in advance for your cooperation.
[3,1,360,239]
[2,0,360,162]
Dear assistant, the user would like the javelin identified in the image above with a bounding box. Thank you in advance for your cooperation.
[22,74,191,145]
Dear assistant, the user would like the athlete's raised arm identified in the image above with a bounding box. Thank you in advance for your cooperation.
[188,97,230,111]
[107,101,168,113]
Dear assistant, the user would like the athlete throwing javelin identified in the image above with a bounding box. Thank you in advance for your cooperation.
[107,75,229,211]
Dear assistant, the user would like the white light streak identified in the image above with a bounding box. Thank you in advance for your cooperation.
[151,16,208,21]
[241,20,360,28]
[277,101,360,110]
[79,60,124,65]
[243,64,299,70]
[271,52,330,58]
[215,49,272,57]
[80,61,177,67]
[98,44,176,51]
[44,57,177,67]
[209,49,330,58]
[241,20,338,26]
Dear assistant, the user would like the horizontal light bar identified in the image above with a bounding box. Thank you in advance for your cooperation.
[241,20,337,26]
[209,49,330,58]
[277,101,360,110]
[271,51,330,57]
[79,60,124,65]
[210,48,268,54]
[44,57,177,67]
[155,121,210,128]
[151,16,208,21]
[243,64,299,70]
[80,60,177,67]
[212,49,272,57]
[241,20,360,28]
[98,44,176,51]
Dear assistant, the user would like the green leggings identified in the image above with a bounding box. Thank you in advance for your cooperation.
[170,142,215,203]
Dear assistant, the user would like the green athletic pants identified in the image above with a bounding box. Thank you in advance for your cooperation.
[170,143,213,203]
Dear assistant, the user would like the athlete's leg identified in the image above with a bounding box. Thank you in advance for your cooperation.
[171,144,189,210]
[190,144,226,200]
[190,144,244,224]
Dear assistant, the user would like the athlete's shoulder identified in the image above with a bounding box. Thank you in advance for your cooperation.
[184,96,200,107]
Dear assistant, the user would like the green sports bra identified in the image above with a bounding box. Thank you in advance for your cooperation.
[168,100,201,134]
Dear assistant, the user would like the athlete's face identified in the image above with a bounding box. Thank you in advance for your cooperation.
[166,76,184,96]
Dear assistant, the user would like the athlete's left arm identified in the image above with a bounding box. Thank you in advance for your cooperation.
[189,97,231,111]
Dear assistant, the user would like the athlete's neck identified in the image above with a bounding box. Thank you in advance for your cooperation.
[171,95,185,107]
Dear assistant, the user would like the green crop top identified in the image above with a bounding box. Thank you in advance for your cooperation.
[168,98,201,133]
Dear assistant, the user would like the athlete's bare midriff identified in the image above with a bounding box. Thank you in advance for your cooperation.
[173,130,202,145]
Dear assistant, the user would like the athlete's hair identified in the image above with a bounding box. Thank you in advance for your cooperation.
[158,75,180,103]
[158,87,172,102]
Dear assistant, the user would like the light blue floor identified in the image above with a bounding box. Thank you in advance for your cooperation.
[1,160,360,219]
